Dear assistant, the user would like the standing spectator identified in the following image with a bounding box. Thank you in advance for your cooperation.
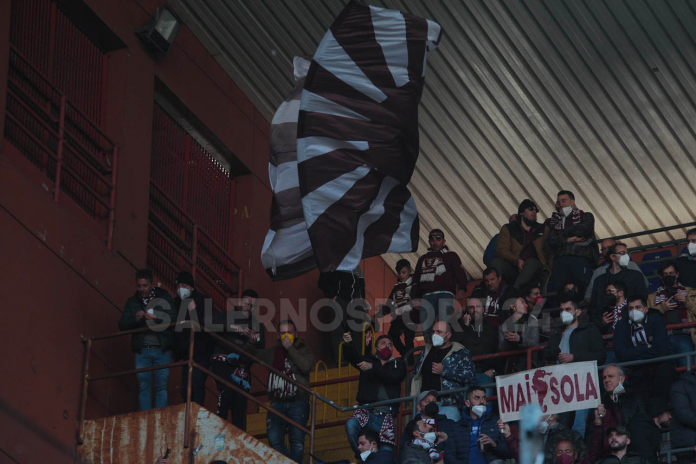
[400,391,455,457]
[343,332,406,458]
[590,243,648,312]
[385,259,416,363]
[401,419,448,464]
[614,295,675,410]
[470,267,516,327]
[676,228,696,288]
[543,297,606,437]
[173,271,215,407]
[118,269,175,411]
[491,199,549,290]
[411,321,476,422]
[210,289,264,429]
[594,282,627,364]
[547,190,598,288]
[498,295,540,373]
[648,260,696,367]
[412,229,468,336]
[600,364,660,458]
[444,386,510,464]
[585,239,648,303]
[450,297,499,396]
[245,320,313,463]
[357,429,396,464]
[671,371,696,451]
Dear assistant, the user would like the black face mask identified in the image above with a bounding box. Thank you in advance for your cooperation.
[564,289,577,300]
[605,294,617,307]
[423,401,439,417]
[662,275,677,288]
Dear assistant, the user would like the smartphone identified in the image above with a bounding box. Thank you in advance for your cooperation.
[164,449,171,459]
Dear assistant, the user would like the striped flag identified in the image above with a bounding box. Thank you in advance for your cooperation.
[262,1,441,280]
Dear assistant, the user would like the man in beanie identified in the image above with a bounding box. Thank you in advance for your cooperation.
[491,199,549,290]
[173,270,215,407]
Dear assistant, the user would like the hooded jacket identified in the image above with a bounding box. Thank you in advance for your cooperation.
[246,337,314,402]
[118,287,175,353]
[444,405,510,464]
[411,342,476,407]
[496,219,549,268]
[613,309,670,362]
[542,320,607,365]
[344,341,407,412]
[670,371,696,449]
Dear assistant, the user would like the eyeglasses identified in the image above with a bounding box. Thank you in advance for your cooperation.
[612,251,628,256]
[429,235,443,240]
[526,207,539,212]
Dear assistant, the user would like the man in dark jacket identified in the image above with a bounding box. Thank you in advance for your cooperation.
[614,295,675,408]
[245,320,313,463]
[670,371,696,450]
[172,270,215,407]
[676,228,696,288]
[358,429,396,464]
[590,243,648,313]
[444,386,510,464]
[470,268,516,328]
[344,332,407,458]
[594,426,645,464]
[546,190,598,288]
[399,390,455,458]
[401,419,448,464]
[118,269,175,411]
[210,288,264,429]
[491,199,549,290]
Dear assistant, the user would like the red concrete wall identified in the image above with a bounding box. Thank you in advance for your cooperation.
[0,0,397,462]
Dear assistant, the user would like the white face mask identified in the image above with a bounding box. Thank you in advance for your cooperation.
[471,405,487,417]
[431,334,445,347]
[423,432,437,444]
[618,254,631,267]
[538,420,550,434]
[562,206,573,217]
[613,381,625,402]
[360,448,373,461]
[689,242,696,256]
[629,309,645,323]
[177,287,191,299]
[561,310,575,325]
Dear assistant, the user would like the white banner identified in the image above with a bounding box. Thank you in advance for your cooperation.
[496,361,601,422]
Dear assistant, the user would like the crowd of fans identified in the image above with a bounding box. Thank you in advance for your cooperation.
[120,190,696,464]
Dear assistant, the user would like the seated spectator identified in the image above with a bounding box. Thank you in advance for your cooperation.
[449,297,499,396]
[400,391,455,458]
[244,320,313,463]
[411,321,476,422]
[172,270,215,407]
[385,259,417,364]
[594,282,628,364]
[498,413,572,463]
[470,267,516,327]
[210,289,263,429]
[522,281,544,309]
[401,419,447,464]
[594,426,643,464]
[118,269,175,411]
[490,199,549,290]
[600,364,660,458]
[546,190,598,289]
[357,429,396,464]
[648,260,696,368]
[343,332,406,458]
[670,371,696,451]
[548,423,603,464]
[412,229,468,337]
[676,228,696,288]
[585,239,648,303]
[444,386,510,463]
[498,295,540,373]
[590,243,648,312]
[614,295,675,409]
[543,297,606,437]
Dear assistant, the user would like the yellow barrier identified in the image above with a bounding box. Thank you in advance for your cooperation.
[313,360,329,422]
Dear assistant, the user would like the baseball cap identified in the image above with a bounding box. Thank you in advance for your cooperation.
[605,425,630,439]
[416,390,438,404]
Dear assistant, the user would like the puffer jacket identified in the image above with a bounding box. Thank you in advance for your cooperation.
[670,371,696,449]
[246,337,314,402]
[648,285,696,347]
[118,288,175,353]
[344,341,406,413]
[496,219,549,268]
[444,405,510,464]
[411,342,476,407]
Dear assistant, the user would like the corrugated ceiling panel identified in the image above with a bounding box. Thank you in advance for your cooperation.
[168,0,696,279]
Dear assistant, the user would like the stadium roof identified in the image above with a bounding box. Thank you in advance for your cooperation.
[169,0,696,279]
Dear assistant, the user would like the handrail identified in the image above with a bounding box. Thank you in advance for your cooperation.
[313,360,329,422]
[599,220,696,242]
[150,179,197,224]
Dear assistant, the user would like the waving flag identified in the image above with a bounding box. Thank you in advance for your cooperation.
[262,1,441,280]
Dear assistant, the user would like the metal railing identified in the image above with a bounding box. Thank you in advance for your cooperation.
[5,44,118,249]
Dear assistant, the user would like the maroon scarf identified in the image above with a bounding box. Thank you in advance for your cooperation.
[548,207,585,231]
[350,408,396,446]
[655,284,690,335]
[419,246,449,283]
[267,346,297,400]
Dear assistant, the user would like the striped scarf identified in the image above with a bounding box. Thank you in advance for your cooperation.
[549,207,584,230]
[412,438,441,462]
[350,409,396,446]
[419,247,449,283]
